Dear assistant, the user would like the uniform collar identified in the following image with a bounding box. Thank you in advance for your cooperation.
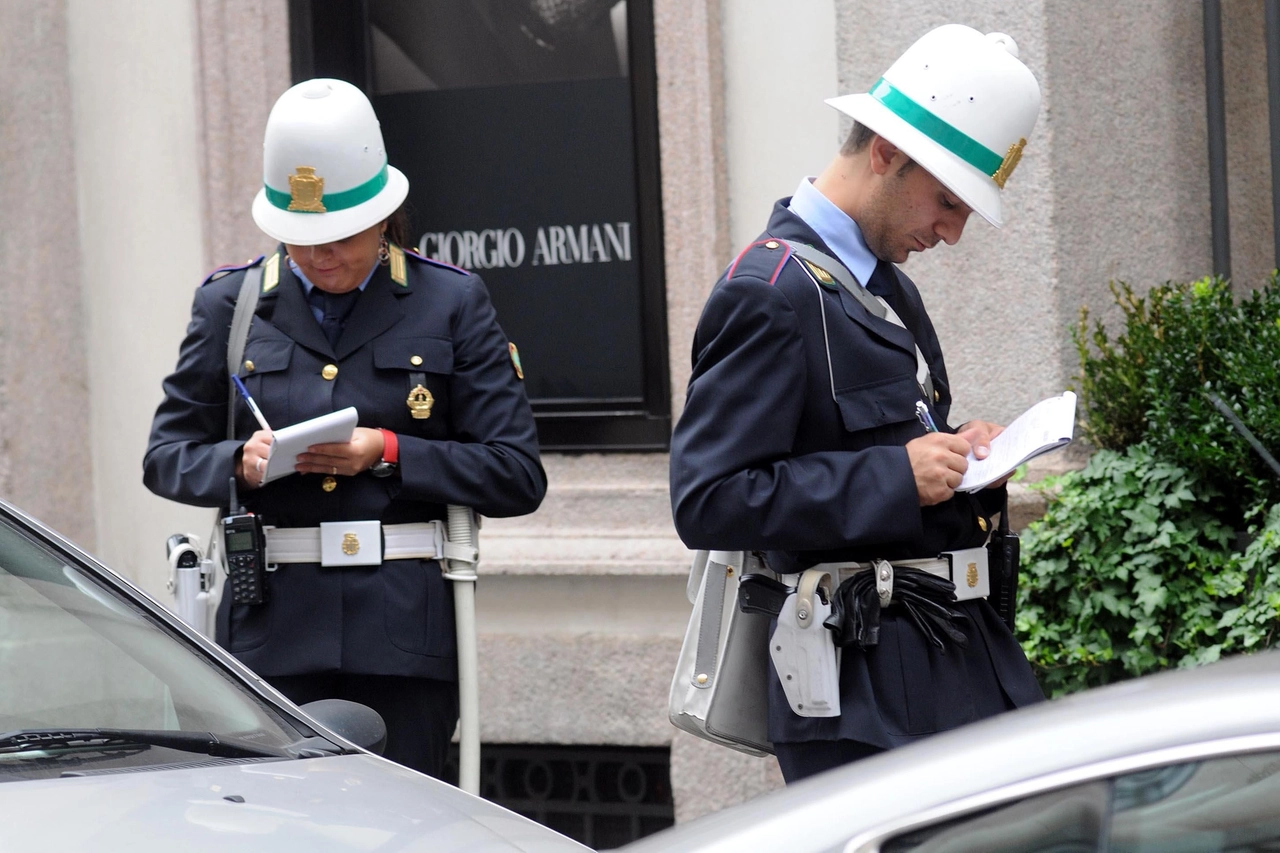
[287,256,378,297]
[786,177,878,290]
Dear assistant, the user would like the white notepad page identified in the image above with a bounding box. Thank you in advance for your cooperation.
[262,407,359,484]
[958,391,1076,492]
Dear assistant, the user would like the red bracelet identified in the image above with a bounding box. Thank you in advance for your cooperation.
[377,428,399,464]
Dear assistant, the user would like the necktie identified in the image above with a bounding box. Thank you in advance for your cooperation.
[866,259,896,299]
[308,287,360,348]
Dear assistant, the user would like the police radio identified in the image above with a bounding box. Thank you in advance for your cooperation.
[224,477,268,606]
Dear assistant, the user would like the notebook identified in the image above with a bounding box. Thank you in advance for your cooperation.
[262,407,359,484]
[958,392,1076,492]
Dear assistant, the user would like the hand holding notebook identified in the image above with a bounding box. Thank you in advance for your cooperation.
[263,407,359,484]
[958,392,1076,492]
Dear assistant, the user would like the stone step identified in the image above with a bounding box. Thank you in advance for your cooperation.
[476,452,1069,577]
[496,482,676,531]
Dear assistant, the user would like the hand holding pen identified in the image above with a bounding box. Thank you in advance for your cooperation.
[232,374,274,487]
[908,399,970,505]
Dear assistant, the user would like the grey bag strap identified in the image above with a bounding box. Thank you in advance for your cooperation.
[226,265,264,440]
[786,240,887,320]
[782,240,934,404]
[693,552,731,689]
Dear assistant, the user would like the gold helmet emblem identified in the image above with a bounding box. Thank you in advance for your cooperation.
[288,166,326,212]
[992,138,1027,189]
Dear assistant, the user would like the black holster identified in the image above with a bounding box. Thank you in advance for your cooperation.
[987,494,1020,632]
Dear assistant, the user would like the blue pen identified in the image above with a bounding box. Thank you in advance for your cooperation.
[915,400,938,433]
[231,374,273,433]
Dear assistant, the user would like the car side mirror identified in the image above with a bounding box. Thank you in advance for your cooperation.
[300,698,387,755]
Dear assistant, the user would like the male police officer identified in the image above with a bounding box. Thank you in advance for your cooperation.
[669,25,1045,782]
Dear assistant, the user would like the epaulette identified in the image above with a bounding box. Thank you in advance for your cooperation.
[725,239,793,286]
[201,255,265,286]
[404,245,472,276]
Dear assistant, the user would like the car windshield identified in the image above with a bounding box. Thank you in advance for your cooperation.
[0,515,309,779]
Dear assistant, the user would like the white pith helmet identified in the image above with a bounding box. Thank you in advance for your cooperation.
[251,78,409,246]
[826,24,1041,227]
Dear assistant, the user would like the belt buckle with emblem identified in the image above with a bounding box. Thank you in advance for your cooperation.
[408,384,434,419]
[943,547,990,601]
[319,520,382,567]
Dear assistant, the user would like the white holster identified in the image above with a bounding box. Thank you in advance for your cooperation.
[167,534,216,638]
[770,569,841,717]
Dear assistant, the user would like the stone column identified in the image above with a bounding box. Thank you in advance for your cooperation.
[0,0,93,546]
[194,0,293,266]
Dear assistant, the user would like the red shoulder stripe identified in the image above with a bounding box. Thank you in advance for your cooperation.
[766,244,793,285]
[725,240,792,285]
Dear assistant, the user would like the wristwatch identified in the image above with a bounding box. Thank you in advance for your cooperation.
[370,428,399,477]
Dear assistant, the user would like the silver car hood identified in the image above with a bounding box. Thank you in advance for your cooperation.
[623,649,1280,852]
[0,752,591,853]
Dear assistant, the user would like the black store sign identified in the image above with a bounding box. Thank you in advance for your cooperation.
[290,0,670,450]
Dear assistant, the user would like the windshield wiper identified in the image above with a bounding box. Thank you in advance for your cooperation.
[0,728,288,759]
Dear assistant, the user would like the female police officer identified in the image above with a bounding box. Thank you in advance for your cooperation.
[144,78,546,779]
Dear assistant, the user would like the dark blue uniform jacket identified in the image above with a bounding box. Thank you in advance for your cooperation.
[144,249,545,682]
[670,202,1042,747]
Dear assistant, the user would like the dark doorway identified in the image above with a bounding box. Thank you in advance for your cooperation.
[289,0,671,450]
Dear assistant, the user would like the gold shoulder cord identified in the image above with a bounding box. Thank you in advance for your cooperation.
[262,252,281,293]
[389,243,407,286]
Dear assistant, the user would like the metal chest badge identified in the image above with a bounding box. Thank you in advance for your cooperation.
[804,260,835,286]
[288,166,326,212]
[408,384,435,419]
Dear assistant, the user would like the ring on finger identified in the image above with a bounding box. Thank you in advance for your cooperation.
[255,458,265,473]
[332,466,338,475]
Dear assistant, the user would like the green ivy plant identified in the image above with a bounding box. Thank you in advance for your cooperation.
[1019,443,1235,696]
[1214,501,1280,656]
[1022,273,1280,695]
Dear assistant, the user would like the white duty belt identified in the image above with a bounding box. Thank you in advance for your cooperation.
[798,547,990,606]
[262,520,478,569]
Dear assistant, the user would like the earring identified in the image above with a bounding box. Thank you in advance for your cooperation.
[378,235,391,265]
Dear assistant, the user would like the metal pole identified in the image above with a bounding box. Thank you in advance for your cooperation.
[1204,0,1232,280]
[445,505,481,796]
[1266,0,1280,271]
[1207,392,1280,479]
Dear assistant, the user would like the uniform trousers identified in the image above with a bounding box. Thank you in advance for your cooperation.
[270,672,460,780]
[775,739,885,783]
